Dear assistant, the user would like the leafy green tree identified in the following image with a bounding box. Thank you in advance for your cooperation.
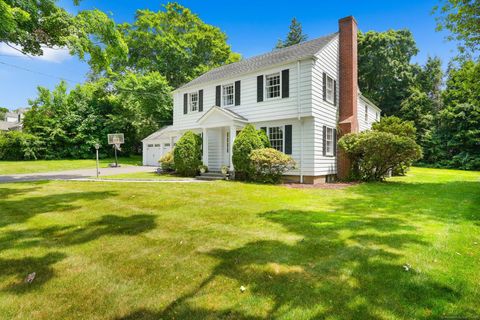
[415,56,443,113]
[434,0,480,56]
[0,107,8,119]
[0,131,43,160]
[358,29,418,115]
[118,3,240,88]
[0,0,72,55]
[173,131,202,176]
[275,17,308,49]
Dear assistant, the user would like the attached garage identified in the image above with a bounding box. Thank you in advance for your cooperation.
[142,126,177,166]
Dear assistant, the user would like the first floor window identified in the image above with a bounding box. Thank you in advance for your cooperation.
[268,126,284,152]
[326,75,334,103]
[326,127,334,156]
[265,73,281,99]
[222,84,234,106]
[189,92,198,112]
[147,144,153,147]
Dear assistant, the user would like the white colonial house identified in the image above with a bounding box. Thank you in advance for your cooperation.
[143,16,380,183]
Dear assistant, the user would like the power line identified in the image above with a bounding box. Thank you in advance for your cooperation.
[0,60,171,97]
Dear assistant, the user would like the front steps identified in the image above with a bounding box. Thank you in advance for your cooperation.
[195,172,225,181]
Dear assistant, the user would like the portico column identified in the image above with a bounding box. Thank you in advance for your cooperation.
[229,125,236,171]
[202,127,208,166]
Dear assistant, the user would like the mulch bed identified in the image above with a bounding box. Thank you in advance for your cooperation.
[284,182,357,189]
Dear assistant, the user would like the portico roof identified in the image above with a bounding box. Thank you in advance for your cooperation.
[197,106,248,127]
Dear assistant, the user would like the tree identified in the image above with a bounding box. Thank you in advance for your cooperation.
[275,17,308,49]
[0,0,72,55]
[117,3,240,88]
[0,107,8,119]
[434,0,480,56]
[358,30,418,115]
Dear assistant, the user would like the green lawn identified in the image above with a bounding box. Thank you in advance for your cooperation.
[0,167,479,319]
[100,171,192,180]
[0,156,142,175]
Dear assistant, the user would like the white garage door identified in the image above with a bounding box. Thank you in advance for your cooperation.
[145,143,162,166]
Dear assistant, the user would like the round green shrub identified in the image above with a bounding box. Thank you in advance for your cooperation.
[232,124,264,180]
[173,131,202,176]
[257,129,271,148]
[249,148,296,183]
[338,131,422,181]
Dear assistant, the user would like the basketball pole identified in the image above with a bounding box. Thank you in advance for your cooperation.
[114,145,118,167]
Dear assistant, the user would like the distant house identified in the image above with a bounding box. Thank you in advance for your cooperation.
[0,109,27,131]
[142,16,380,183]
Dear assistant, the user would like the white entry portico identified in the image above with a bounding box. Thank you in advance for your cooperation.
[197,106,247,171]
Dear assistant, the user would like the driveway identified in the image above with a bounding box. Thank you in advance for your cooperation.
[0,166,156,183]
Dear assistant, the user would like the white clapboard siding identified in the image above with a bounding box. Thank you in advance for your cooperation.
[311,36,339,175]
[358,96,381,131]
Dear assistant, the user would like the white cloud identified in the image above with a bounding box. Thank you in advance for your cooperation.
[0,43,72,63]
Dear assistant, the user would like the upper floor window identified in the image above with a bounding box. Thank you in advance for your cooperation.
[265,73,281,99]
[365,105,368,122]
[268,126,284,152]
[222,84,234,106]
[325,127,334,156]
[326,75,334,103]
[189,92,198,112]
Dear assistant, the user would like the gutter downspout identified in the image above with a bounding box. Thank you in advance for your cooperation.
[297,60,304,184]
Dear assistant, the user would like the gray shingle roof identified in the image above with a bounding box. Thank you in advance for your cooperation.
[178,32,338,90]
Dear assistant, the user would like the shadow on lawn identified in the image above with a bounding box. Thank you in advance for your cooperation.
[118,179,480,319]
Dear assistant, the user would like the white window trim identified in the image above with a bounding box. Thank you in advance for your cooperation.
[222,83,235,107]
[325,74,335,104]
[266,125,285,152]
[264,72,282,101]
[325,126,334,156]
[189,91,199,112]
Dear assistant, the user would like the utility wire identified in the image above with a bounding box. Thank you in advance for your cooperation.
[0,60,171,97]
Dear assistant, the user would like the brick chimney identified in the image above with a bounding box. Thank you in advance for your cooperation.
[337,16,359,179]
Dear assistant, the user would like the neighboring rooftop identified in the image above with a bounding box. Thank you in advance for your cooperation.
[0,121,21,131]
[178,32,338,90]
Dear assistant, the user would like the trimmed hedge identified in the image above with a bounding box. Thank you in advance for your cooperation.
[173,131,202,176]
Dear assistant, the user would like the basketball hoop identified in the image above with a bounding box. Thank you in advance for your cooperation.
[107,133,124,167]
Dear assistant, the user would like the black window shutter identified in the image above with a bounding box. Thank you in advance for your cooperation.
[322,125,327,156]
[183,93,188,114]
[260,127,267,133]
[333,128,337,155]
[333,80,337,106]
[198,90,203,112]
[235,80,241,106]
[282,69,289,98]
[285,125,292,155]
[322,73,327,101]
[215,85,221,106]
[257,75,264,102]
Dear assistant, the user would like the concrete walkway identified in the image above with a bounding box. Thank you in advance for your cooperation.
[0,166,156,183]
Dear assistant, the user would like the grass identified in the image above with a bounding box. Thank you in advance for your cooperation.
[100,171,192,180]
[0,167,479,319]
[0,156,142,175]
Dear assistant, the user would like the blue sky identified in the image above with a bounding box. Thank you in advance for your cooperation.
[0,0,457,109]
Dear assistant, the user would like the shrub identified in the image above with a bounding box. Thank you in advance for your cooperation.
[0,131,44,160]
[232,124,265,180]
[338,131,422,181]
[159,150,175,172]
[249,148,296,183]
[173,131,202,176]
[372,116,418,175]
[257,129,271,148]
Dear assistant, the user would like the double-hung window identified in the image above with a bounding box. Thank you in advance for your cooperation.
[265,73,281,99]
[326,75,334,103]
[325,127,334,156]
[222,84,234,107]
[268,126,284,152]
[189,92,198,112]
